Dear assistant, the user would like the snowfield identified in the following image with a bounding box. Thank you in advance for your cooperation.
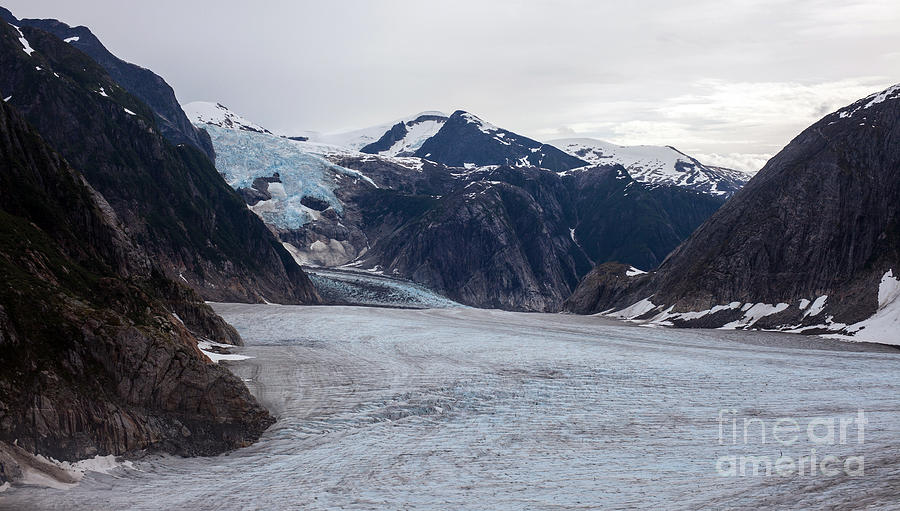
[3,306,898,510]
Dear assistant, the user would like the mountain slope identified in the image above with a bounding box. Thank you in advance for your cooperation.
[0,7,216,161]
[414,110,588,172]
[183,101,273,134]
[551,138,751,197]
[564,84,900,344]
[0,21,319,305]
[0,98,272,473]
[359,112,448,156]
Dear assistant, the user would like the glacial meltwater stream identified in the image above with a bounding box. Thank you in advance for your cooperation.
[2,305,899,510]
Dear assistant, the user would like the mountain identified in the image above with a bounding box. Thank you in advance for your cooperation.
[550,138,751,197]
[0,19,319,305]
[191,103,724,310]
[296,111,447,152]
[359,112,448,156]
[0,6,216,161]
[564,83,900,345]
[413,110,589,172]
[183,101,273,134]
[0,96,273,478]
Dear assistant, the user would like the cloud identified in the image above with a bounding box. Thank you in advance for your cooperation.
[554,78,895,160]
[3,0,897,160]
[692,153,774,174]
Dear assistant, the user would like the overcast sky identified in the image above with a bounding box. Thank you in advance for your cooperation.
[5,0,899,171]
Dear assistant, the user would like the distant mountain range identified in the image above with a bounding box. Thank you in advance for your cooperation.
[188,103,727,310]
[549,138,751,197]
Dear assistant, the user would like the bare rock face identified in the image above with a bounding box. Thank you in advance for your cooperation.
[0,20,319,306]
[565,84,900,337]
[0,98,273,472]
[321,159,721,311]
[0,7,216,162]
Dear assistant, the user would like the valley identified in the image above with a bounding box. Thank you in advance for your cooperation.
[2,305,898,510]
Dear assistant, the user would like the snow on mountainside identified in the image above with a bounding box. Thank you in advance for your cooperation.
[359,113,449,156]
[835,83,900,120]
[301,111,448,151]
[413,110,588,172]
[550,138,752,197]
[184,101,272,134]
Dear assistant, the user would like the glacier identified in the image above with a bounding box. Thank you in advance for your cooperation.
[3,305,898,509]
[203,125,376,230]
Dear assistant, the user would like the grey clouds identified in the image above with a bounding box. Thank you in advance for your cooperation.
[4,0,899,171]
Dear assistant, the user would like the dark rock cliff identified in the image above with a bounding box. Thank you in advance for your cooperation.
[0,21,319,305]
[320,156,723,311]
[0,6,216,161]
[0,99,273,475]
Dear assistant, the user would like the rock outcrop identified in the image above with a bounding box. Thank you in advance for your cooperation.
[0,99,273,477]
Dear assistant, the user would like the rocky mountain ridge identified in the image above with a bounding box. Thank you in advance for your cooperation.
[0,6,216,161]
[550,138,751,197]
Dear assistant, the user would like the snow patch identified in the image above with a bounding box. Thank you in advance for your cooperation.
[63,36,80,43]
[197,340,253,363]
[608,297,658,319]
[382,118,446,156]
[720,302,790,329]
[625,266,646,277]
[837,83,900,119]
[123,107,136,116]
[833,270,900,345]
[803,295,828,318]
[183,101,272,134]
[300,111,448,150]
[9,24,35,56]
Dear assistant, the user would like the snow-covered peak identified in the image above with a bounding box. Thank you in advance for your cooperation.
[359,112,450,156]
[549,138,752,197]
[183,101,272,134]
[305,111,449,151]
[836,83,900,120]
[458,111,501,134]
